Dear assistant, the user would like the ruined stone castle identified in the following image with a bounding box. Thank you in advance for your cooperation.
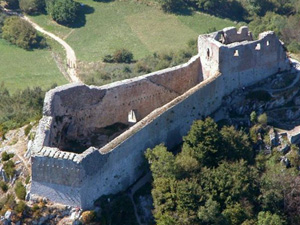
[30,26,291,209]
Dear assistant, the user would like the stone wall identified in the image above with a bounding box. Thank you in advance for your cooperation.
[44,55,202,151]
[30,27,291,209]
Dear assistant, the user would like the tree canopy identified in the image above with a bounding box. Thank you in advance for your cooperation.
[2,16,39,50]
[46,0,79,25]
[146,117,300,224]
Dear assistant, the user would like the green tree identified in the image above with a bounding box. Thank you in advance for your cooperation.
[257,211,283,225]
[15,181,26,200]
[2,16,38,50]
[19,0,45,14]
[220,126,253,162]
[145,144,176,179]
[159,0,185,13]
[46,0,79,25]
[198,197,225,224]
[201,160,258,205]
[182,117,222,167]
[4,0,19,9]
[222,202,248,225]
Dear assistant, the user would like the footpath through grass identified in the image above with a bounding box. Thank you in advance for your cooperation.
[29,0,236,62]
[0,39,67,93]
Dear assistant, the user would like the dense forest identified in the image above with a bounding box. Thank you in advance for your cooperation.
[146,117,300,225]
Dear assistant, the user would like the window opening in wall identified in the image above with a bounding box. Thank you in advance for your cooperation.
[267,41,270,46]
[255,43,261,50]
[234,50,239,57]
[207,48,210,58]
[128,110,137,123]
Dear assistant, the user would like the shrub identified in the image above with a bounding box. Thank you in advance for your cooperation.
[15,201,27,214]
[287,41,300,54]
[81,210,96,224]
[25,176,30,184]
[103,54,114,63]
[250,111,257,124]
[31,204,40,212]
[24,124,33,136]
[113,49,133,63]
[0,181,8,193]
[2,16,39,50]
[15,181,26,200]
[2,152,14,161]
[258,113,268,126]
[46,0,79,25]
[135,61,151,73]
[3,160,15,178]
[19,0,45,14]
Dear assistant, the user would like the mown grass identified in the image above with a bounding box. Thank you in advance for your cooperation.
[29,0,236,62]
[0,39,67,93]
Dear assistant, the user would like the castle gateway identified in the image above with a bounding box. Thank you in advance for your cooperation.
[30,27,291,209]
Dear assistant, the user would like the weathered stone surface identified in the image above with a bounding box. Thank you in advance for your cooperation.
[30,27,293,209]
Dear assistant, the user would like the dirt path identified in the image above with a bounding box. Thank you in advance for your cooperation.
[1,7,81,83]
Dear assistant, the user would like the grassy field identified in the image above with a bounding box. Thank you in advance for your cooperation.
[0,39,67,93]
[29,0,236,62]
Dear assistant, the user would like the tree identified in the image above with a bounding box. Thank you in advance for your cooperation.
[220,126,253,163]
[159,0,185,13]
[257,211,283,225]
[15,181,26,200]
[182,117,222,167]
[4,0,19,9]
[145,144,177,179]
[19,0,45,14]
[46,0,79,25]
[198,197,225,224]
[2,16,39,50]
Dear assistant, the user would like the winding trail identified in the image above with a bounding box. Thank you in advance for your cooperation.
[1,7,81,83]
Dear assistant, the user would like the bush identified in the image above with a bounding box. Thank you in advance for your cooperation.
[0,85,46,135]
[103,54,114,63]
[0,181,8,193]
[24,124,33,136]
[15,201,27,214]
[113,49,133,63]
[287,41,300,54]
[19,0,45,14]
[46,0,79,25]
[2,152,14,161]
[2,16,40,50]
[258,113,268,126]
[15,181,26,200]
[25,176,30,184]
[3,160,15,179]
[81,210,96,224]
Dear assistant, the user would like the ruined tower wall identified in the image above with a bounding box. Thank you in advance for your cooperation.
[219,32,289,81]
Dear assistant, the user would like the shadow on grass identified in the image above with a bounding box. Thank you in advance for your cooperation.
[66,4,95,28]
